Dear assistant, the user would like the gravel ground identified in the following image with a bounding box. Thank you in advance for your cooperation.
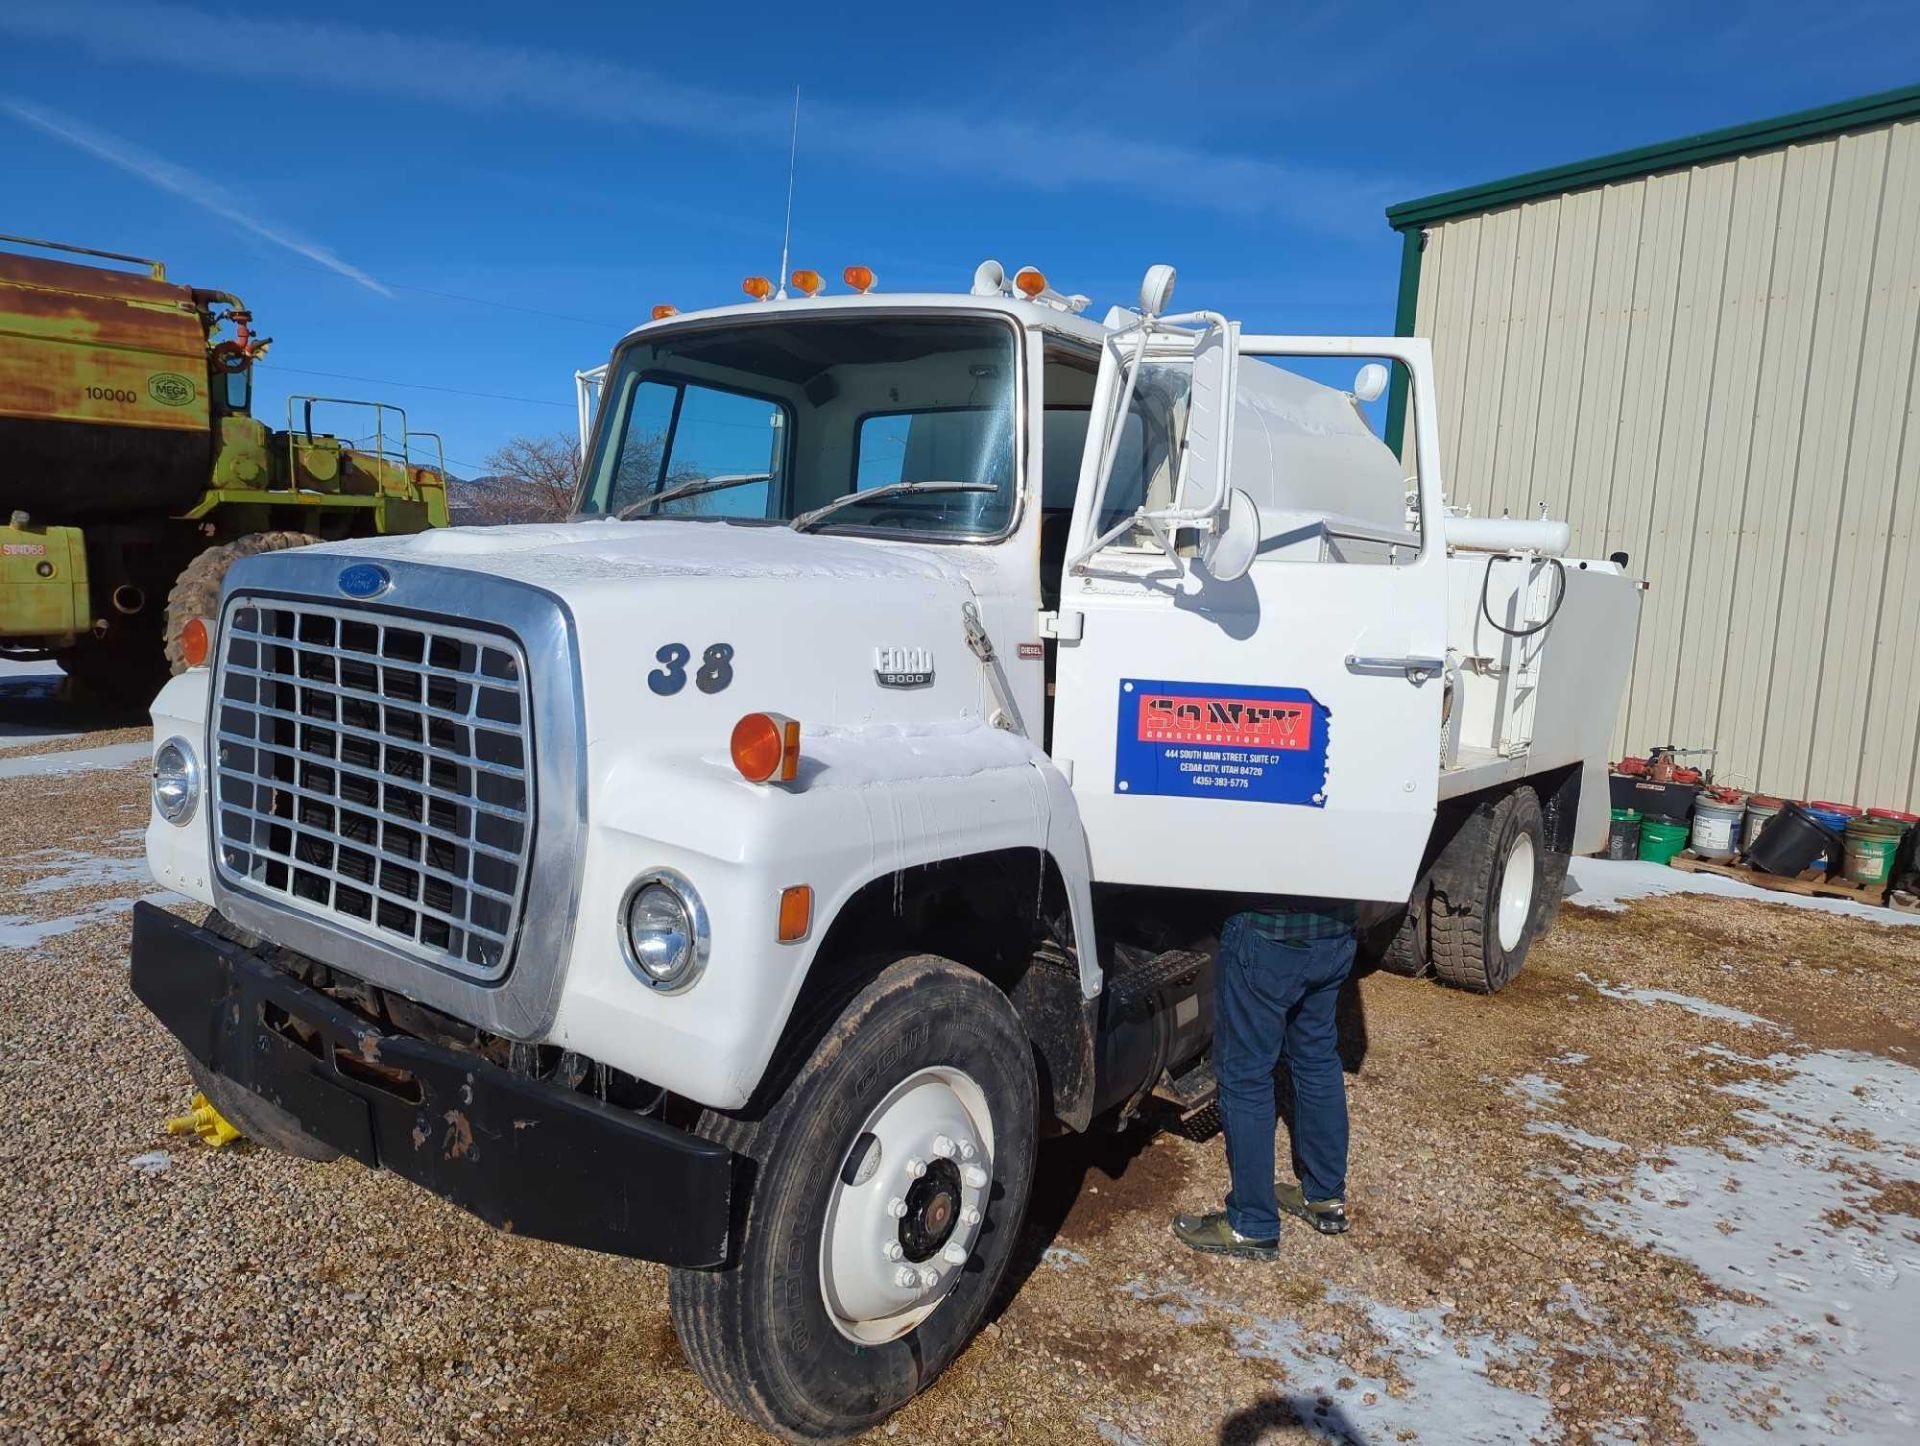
[2,708,1915,1445]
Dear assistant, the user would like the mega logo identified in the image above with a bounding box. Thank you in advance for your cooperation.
[148,373,196,407]
[1138,694,1314,750]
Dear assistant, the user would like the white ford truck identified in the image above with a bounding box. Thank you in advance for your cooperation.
[132,261,1639,1440]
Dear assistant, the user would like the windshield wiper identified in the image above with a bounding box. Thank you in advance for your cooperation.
[791,481,997,533]
[616,472,770,520]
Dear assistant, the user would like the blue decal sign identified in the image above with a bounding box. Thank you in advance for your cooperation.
[1113,678,1330,806]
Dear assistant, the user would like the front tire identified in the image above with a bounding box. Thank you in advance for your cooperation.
[670,955,1037,1441]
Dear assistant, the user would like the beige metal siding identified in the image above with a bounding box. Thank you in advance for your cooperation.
[1414,118,1920,810]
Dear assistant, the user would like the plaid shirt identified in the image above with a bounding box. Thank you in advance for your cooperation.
[1237,896,1358,942]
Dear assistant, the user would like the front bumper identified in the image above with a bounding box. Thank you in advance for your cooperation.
[129,903,734,1268]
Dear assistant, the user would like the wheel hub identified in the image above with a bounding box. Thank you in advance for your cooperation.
[899,1158,963,1261]
[819,1067,994,1345]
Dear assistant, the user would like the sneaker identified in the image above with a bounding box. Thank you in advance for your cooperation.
[1171,1211,1280,1260]
[1276,1181,1350,1235]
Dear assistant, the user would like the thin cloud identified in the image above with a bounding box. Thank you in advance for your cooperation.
[1,98,390,296]
[0,3,1399,239]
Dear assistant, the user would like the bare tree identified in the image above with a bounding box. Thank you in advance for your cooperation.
[464,433,582,524]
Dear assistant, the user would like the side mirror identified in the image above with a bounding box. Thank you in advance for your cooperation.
[1200,488,1259,582]
[1177,322,1238,521]
[1139,264,1177,318]
[1353,362,1389,403]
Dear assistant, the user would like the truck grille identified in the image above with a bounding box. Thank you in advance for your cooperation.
[211,597,534,982]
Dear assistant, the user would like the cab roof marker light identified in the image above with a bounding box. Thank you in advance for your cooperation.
[651,303,678,320]
[1013,266,1047,298]
[743,275,774,301]
[843,264,876,293]
[790,268,823,297]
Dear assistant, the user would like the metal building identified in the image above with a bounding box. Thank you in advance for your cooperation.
[1386,83,1920,811]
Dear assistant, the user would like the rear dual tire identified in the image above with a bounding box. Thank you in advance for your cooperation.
[670,955,1037,1442]
[1365,785,1562,994]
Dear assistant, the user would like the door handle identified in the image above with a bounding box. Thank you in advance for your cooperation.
[1346,654,1445,680]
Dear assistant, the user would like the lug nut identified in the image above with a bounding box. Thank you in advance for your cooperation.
[919,1267,941,1289]
[885,1242,904,1261]
[895,1266,920,1289]
[886,1196,908,1218]
[931,1134,956,1158]
[942,1242,968,1266]
[958,1140,978,1162]
[962,1165,988,1190]
[961,1205,981,1226]
[905,1157,928,1180]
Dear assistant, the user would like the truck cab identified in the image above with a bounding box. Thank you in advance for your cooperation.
[131,262,1639,1441]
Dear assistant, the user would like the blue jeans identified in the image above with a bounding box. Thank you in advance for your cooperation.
[1215,913,1355,1239]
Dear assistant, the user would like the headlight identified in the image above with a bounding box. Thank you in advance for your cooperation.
[620,869,708,992]
[151,736,200,826]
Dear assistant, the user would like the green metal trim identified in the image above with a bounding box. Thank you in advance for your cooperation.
[178,489,385,521]
[1386,80,1920,229]
[1384,225,1424,457]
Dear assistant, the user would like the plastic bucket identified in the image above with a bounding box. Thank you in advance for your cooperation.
[1803,803,1855,874]
[1867,807,1917,835]
[1843,818,1903,887]
[1742,795,1784,855]
[1747,802,1844,878]
[1607,807,1642,861]
[1690,792,1746,861]
[1639,817,1690,866]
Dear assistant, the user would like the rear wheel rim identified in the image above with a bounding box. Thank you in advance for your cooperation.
[1497,832,1537,953]
[818,1065,994,1345]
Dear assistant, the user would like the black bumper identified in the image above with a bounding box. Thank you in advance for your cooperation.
[129,903,733,1268]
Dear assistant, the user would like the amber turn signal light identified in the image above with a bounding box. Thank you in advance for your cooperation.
[651,303,678,320]
[1013,266,1047,297]
[179,616,212,669]
[742,275,773,300]
[731,711,800,783]
[790,268,823,297]
[843,264,876,293]
[777,884,813,943]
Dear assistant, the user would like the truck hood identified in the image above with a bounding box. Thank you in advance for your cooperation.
[305,520,992,742]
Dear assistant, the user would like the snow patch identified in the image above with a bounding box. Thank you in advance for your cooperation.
[127,1151,172,1174]
[1574,1048,1920,1440]
[1564,855,1920,928]
[1124,1278,1549,1445]
[0,891,189,949]
[21,851,150,895]
[797,720,1036,789]
[0,741,150,780]
[1578,974,1786,1032]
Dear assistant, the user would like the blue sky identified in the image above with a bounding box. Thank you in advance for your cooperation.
[3,1,1914,478]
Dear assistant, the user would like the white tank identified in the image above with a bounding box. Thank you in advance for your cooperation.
[1226,359,1408,534]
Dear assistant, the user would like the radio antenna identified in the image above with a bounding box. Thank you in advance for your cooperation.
[773,86,800,301]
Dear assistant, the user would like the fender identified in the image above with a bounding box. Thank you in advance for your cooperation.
[552,721,1100,1110]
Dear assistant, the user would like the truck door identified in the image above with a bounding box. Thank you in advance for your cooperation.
[1047,328,1449,902]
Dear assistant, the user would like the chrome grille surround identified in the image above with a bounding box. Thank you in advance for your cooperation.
[213,598,533,981]
[206,550,587,1042]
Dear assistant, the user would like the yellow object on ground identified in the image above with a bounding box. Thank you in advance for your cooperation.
[164,1092,243,1148]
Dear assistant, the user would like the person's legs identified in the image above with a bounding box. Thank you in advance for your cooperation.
[1213,916,1301,1240]
[1280,932,1356,1205]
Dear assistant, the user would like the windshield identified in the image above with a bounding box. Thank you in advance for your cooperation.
[576,315,1019,537]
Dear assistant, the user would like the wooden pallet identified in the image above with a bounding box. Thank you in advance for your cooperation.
[1669,850,1892,906]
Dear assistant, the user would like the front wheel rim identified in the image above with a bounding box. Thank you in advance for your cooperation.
[818,1065,995,1345]
[1497,832,1537,953]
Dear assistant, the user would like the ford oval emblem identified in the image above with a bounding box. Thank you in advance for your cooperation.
[337,563,391,599]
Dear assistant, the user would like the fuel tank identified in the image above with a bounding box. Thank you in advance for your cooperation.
[0,247,213,518]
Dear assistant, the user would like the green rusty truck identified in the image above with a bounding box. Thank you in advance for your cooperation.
[0,235,448,698]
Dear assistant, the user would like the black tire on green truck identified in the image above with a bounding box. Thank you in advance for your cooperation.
[163,531,320,674]
[670,954,1037,1440]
